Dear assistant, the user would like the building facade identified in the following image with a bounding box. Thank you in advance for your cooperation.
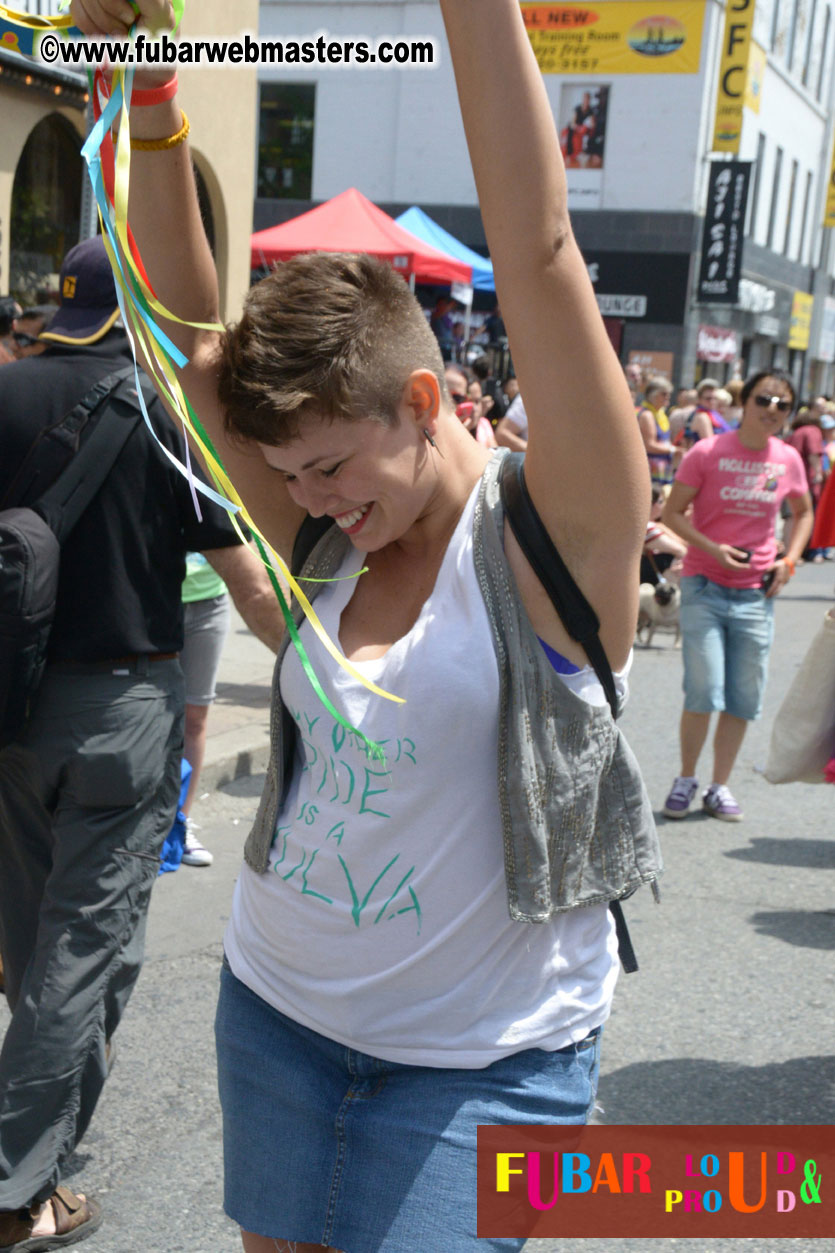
[255,0,835,391]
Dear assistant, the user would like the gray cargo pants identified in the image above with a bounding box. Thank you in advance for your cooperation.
[0,657,184,1209]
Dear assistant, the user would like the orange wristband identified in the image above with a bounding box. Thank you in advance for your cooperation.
[130,76,179,107]
[784,557,795,577]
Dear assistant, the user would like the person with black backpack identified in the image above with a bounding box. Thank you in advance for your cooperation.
[0,237,283,1250]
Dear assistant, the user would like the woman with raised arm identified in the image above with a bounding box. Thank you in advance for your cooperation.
[72,2,660,1250]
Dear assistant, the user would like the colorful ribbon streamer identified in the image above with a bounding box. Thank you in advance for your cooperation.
[3,2,401,757]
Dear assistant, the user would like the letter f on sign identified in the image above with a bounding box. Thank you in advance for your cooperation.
[497,1153,526,1192]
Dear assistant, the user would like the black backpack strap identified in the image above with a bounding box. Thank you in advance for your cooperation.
[498,452,639,971]
[1,367,136,512]
[34,368,142,542]
[291,513,335,578]
[498,452,619,719]
[608,899,638,973]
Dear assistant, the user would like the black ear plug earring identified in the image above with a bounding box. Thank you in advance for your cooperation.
[423,427,445,459]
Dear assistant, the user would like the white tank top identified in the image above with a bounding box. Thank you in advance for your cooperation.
[224,480,619,1067]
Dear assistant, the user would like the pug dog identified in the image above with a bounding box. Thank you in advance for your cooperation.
[637,581,681,647]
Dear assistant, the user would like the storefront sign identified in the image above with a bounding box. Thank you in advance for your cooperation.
[788,291,814,351]
[697,324,738,362]
[738,278,776,312]
[628,350,675,376]
[712,0,755,152]
[597,294,648,317]
[521,2,705,75]
[696,161,751,304]
[756,314,780,338]
[585,251,690,323]
[818,296,835,363]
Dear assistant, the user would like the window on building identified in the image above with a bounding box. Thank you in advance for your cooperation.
[783,159,798,255]
[817,5,832,98]
[257,83,315,200]
[765,146,783,250]
[797,170,813,262]
[802,0,819,85]
[746,133,767,240]
[786,0,801,68]
[754,0,776,46]
[770,0,783,49]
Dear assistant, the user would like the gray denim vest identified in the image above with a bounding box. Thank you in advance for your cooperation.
[245,451,662,922]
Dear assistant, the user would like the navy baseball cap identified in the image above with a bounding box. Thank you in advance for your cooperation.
[40,236,120,345]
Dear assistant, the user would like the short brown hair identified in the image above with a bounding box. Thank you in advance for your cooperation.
[218,252,445,445]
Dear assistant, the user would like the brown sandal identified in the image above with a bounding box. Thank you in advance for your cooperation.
[0,1187,102,1251]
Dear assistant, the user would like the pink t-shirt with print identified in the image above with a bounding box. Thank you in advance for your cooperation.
[675,431,807,588]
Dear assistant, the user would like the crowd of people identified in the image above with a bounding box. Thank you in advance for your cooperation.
[0,1,828,1249]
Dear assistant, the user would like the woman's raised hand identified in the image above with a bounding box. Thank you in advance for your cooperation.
[72,0,175,38]
[71,0,178,87]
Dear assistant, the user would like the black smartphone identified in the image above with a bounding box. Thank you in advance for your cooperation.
[736,548,752,564]
[761,569,776,593]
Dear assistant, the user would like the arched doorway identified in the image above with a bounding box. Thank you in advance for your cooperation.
[10,113,82,302]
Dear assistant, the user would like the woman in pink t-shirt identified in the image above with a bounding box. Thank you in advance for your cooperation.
[659,371,813,822]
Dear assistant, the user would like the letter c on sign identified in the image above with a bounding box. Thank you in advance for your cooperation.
[722,64,745,97]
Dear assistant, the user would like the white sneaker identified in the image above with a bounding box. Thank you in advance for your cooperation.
[181,819,213,867]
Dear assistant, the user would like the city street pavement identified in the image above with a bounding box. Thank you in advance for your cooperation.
[1,565,834,1252]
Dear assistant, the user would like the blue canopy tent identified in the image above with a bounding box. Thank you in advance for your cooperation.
[394,206,495,292]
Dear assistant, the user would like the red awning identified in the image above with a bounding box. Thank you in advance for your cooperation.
[251,187,472,286]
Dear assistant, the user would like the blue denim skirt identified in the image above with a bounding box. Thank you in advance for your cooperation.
[215,961,602,1252]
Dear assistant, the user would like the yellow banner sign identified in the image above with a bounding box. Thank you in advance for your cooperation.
[745,40,766,114]
[788,292,813,351]
[825,130,835,228]
[521,2,706,75]
[712,0,755,152]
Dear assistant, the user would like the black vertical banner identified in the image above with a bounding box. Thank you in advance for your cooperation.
[696,160,752,304]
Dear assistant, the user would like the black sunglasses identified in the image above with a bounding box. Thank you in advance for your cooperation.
[753,394,792,413]
[12,331,38,348]
[450,391,468,404]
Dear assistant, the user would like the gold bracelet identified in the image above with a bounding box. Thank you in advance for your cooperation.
[130,110,190,152]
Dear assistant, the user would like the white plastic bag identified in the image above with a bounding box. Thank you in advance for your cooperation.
[765,608,835,785]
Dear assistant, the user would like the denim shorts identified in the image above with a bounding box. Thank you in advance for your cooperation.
[679,575,775,720]
[215,961,602,1252]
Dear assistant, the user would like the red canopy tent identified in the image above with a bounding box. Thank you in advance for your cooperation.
[250,187,472,286]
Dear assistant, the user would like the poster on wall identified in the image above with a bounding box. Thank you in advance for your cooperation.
[788,292,814,351]
[825,130,835,228]
[696,161,751,304]
[521,2,705,76]
[818,297,835,363]
[558,84,609,208]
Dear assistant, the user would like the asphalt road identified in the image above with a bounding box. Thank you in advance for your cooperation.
[2,562,833,1253]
